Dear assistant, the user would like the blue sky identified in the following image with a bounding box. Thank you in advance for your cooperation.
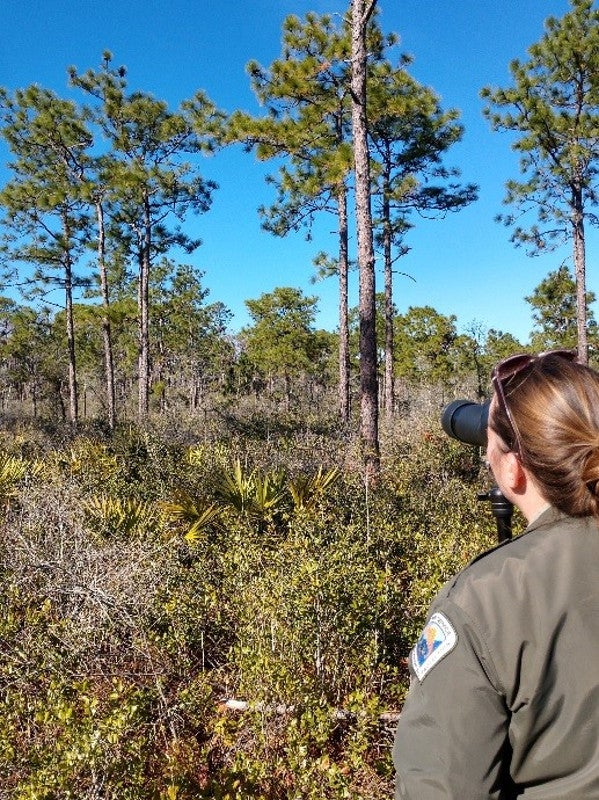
[0,0,592,343]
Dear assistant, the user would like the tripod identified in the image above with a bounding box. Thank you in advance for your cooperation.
[477,486,514,543]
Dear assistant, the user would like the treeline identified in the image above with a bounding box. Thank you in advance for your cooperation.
[1,263,596,425]
[0,282,521,424]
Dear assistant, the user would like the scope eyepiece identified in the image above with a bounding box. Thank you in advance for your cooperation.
[441,399,489,447]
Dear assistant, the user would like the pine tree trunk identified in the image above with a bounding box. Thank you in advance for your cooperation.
[572,185,588,365]
[138,195,151,419]
[63,213,79,427]
[351,0,380,480]
[383,186,394,415]
[337,184,351,424]
[96,200,116,429]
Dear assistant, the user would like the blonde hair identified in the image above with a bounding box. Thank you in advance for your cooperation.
[490,353,599,518]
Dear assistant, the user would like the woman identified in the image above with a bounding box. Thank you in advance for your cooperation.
[393,350,599,799]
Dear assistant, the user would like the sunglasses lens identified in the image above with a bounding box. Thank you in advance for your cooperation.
[494,349,577,383]
[494,355,531,382]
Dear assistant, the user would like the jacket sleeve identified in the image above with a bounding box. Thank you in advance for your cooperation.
[393,601,512,800]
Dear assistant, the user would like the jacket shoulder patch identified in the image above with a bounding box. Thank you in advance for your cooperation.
[411,611,458,682]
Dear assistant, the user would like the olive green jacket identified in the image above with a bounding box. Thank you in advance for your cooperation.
[393,507,599,799]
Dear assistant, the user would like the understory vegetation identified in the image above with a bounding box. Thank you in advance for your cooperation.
[0,385,502,800]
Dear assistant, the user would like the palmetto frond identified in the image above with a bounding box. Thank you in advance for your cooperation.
[160,489,222,542]
[83,495,158,537]
[0,452,41,508]
[288,466,340,512]
[216,458,255,514]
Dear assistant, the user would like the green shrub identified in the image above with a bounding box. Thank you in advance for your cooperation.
[0,411,497,799]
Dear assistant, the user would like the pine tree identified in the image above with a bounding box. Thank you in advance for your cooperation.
[0,85,94,426]
[69,53,222,418]
[525,264,596,351]
[482,0,599,363]
[367,62,477,413]
[228,13,358,423]
[241,286,331,410]
[351,0,380,480]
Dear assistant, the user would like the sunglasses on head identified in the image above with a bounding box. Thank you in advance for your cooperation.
[491,349,579,457]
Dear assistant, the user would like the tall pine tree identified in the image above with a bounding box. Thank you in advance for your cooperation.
[70,53,222,417]
[0,85,93,425]
[482,0,599,363]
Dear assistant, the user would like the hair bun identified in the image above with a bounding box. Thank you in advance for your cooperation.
[581,448,599,512]
[586,478,599,496]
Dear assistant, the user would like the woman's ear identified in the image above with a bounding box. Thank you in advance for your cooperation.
[504,451,527,492]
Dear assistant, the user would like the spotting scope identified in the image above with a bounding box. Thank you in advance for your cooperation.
[440,398,513,542]
[441,399,490,448]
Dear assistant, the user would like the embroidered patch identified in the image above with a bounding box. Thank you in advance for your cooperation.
[411,612,458,682]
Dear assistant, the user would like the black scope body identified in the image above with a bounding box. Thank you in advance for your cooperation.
[441,399,490,447]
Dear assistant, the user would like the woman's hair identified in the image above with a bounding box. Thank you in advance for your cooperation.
[490,353,599,518]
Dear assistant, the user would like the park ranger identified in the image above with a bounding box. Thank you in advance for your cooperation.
[393,350,599,799]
